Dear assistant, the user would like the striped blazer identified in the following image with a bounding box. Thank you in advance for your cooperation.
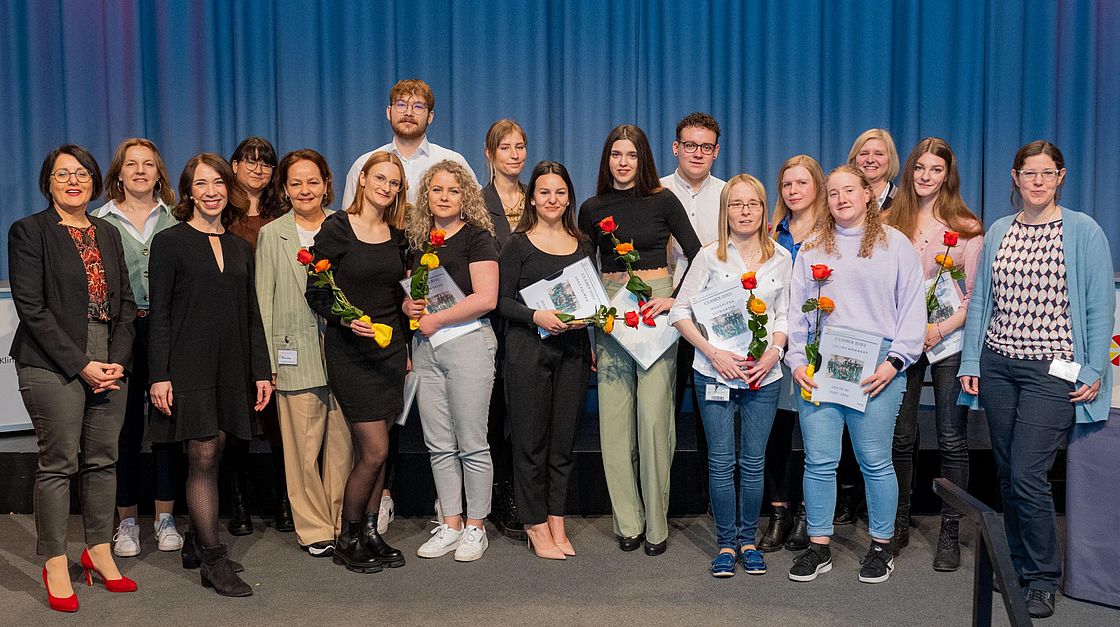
[255,210,334,391]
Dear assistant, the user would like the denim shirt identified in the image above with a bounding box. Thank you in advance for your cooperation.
[774,215,803,263]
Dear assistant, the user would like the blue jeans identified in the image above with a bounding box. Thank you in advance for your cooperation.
[695,374,780,549]
[799,363,905,541]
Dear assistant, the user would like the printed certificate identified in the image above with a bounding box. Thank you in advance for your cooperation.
[519,257,610,338]
[924,274,964,363]
[690,279,752,385]
[400,267,482,348]
[606,286,680,371]
[812,327,882,411]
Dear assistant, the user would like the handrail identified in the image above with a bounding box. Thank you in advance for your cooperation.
[933,478,1033,627]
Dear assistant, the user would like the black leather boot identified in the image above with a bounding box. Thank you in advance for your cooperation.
[274,495,295,533]
[784,504,810,551]
[932,517,961,571]
[361,513,405,568]
[758,505,793,552]
[333,520,383,573]
[891,508,910,556]
[227,470,253,536]
[200,544,252,597]
[181,530,244,572]
[488,481,527,541]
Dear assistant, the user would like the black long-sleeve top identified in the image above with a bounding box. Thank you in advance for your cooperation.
[577,187,702,275]
[498,231,594,326]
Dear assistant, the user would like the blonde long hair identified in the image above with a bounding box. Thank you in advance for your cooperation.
[406,160,494,249]
[346,151,407,228]
[771,154,826,231]
[805,165,888,258]
[717,174,774,263]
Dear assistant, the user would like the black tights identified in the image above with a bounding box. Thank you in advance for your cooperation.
[341,421,389,522]
[186,433,226,548]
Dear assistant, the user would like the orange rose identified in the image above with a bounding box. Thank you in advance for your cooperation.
[749,297,767,315]
[313,259,331,273]
[614,242,634,256]
[818,296,835,314]
[935,254,954,269]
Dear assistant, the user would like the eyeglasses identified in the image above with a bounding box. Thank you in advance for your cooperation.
[240,159,274,172]
[368,173,402,191]
[392,100,430,114]
[727,200,763,211]
[52,168,92,183]
[680,141,717,155]
[1015,169,1061,182]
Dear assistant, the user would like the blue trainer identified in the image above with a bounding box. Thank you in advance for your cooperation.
[740,548,767,575]
[711,550,737,578]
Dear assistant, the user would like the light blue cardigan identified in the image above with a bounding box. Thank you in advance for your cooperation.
[957,207,1114,423]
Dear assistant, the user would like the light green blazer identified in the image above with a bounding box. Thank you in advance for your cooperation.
[256,211,334,392]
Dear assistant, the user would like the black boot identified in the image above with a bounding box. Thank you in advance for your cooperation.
[227,470,253,536]
[361,513,405,568]
[274,495,295,533]
[488,481,527,541]
[891,509,910,556]
[333,520,383,574]
[784,504,810,551]
[932,517,961,572]
[200,544,252,597]
[181,530,244,572]
[272,446,295,532]
[758,505,793,553]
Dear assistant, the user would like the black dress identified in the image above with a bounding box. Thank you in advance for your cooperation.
[306,212,408,423]
[147,222,270,442]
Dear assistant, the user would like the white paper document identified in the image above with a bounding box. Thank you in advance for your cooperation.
[811,327,882,411]
[396,370,419,426]
[519,257,611,337]
[690,279,753,385]
[606,286,679,370]
[401,267,482,348]
[924,274,964,363]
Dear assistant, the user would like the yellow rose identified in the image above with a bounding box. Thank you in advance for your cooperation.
[934,253,954,269]
[800,363,819,404]
[409,318,420,331]
[603,314,615,335]
[420,253,440,270]
[371,323,393,348]
[748,297,767,315]
[358,315,371,324]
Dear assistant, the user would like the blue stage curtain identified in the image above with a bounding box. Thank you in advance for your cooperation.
[2,0,1118,277]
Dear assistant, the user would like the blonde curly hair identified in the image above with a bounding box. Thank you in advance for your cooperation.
[406,160,494,249]
[804,165,888,259]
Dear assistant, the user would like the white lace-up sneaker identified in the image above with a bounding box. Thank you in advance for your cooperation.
[454,525,489,562]
[417,523,464,558]
[155,514,184,551]
[113,518,141,557]
[377,495,395,534]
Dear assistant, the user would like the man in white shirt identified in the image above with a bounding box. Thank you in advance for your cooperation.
[660,112,725,287]
[341,79,477,206]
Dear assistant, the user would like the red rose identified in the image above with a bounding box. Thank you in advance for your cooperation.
[641,315,656,327]
[429,229,446,247]
[741,272,757,290]
[296,248,314,266]
[624,311,639,328]
[598,216,618,234]
[943,231,959,247]
[810,264,832,281]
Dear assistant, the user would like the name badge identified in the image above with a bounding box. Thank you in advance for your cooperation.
[705,384,730,402]
[1048,359,1081,383]
[278,349,298,366]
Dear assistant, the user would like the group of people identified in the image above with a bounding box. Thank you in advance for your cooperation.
[9,79,1112,620]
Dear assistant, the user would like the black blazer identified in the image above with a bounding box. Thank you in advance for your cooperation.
[7,207,137,377]
[481,182,521,251]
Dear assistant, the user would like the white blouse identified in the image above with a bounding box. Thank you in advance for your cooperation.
[669,240,793,388]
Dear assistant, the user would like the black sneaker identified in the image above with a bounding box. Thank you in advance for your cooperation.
[1025,588,1056,618]
[858,542,894,583]
[303,540,334,557]
[788,543,832,582]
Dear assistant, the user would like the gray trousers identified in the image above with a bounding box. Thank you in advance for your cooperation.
[16,322,128,556]
[414,324,496,520]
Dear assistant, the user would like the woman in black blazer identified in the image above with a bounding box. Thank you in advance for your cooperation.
[8,145,138,612]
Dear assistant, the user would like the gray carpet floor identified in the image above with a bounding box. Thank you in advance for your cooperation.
[1,514,1116,626]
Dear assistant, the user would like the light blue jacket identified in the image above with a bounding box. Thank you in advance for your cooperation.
[957,207,1114,423]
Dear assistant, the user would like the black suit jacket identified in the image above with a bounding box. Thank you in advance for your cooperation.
[7,207,137,377]
[481,182,521,251]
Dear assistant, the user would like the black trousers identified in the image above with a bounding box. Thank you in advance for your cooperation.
[504,326,590,525]
[979,347,1075,592]
[763,408,803,503]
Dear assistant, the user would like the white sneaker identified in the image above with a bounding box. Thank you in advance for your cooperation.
[113,518,141,557]
[377,495,395,534]
[454,525,488,562]
[417,523,463,558]
[154,514,184,551]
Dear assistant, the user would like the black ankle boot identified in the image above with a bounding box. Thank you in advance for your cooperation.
[200,544,252,597]
[758,505,793,552]
[227,471,253,536]
[932,517,961,571]
[784,504,810,551]
[488,481,527,541]
[361,513,405,568]
[333,520,383,574]
[274,495,295,533]
[181,531,245,572]
[891,509,910,556]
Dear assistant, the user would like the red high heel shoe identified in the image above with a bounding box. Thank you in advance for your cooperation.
[42,566,78,612]
[80,548,138,592]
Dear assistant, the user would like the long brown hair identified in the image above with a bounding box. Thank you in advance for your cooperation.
[888,138,983,240]
[104,138,175,206]
[805,165,888,259]
[515,161,584,242]
[717,174,775,263]
[771,154,826,230]
[347,151,407,228]
[173,153,247,227]
[595,124,663,197]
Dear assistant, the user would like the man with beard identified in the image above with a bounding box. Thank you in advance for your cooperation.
[341,79,477,206]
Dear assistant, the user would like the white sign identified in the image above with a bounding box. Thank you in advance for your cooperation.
[605,286,679,371]
[0,288,32,432]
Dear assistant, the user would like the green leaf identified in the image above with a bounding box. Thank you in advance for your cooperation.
[801,298,818,313]
[756,314,768,326]
[626,275,653,300]
[748,320,762,332]
[950,268,966,281]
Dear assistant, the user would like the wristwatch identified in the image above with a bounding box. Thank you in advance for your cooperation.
[886,356,904,371]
